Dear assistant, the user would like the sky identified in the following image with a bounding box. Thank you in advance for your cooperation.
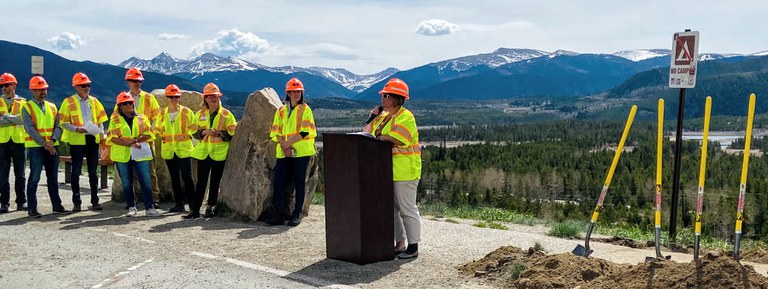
[2,0,767,75]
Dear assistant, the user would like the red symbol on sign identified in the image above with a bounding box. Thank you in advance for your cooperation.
[675,35,695,65]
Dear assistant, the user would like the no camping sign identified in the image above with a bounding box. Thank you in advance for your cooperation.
[669,31,699,88]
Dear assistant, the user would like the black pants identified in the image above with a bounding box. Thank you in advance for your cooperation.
[165,155,194,208]
[70,135,100,206]
[272,156,310,218]
[0,142,26,206]
[193,157,226,213]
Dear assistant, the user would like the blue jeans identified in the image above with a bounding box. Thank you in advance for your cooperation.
[27,147,62,212]
[271,156,310,218]
[0,142,26,207]
[116,160,153,210]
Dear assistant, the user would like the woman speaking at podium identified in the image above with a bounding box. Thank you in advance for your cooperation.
[362,78,422,259]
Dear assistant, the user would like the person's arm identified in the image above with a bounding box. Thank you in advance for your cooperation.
[0,115,15,127]
[52,113,63,142]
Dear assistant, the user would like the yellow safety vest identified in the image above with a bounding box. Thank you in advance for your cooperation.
[156,106,195,159]
[112,91,160,123]
[190,105,237,161]
[270,103,317,158]
[371,107,421,181]
[23,101,59,148]
[58,95,108,145]
[106,113,155,163]
[0,97,27,144]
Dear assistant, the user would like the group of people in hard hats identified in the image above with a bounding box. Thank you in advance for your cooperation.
[0,69,422,257]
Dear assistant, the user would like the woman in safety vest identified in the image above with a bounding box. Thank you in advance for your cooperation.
[187,83,236,219]
[156,84,195,214]
[362,78,422,259]
[107,92,158,217]
[266,78,317,226]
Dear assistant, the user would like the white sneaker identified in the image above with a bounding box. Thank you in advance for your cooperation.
[145,208,160,217]
[126,207,138,217]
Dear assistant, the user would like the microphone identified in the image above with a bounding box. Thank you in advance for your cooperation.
[365,106,384,124]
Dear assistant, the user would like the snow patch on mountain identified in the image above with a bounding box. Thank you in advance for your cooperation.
[613,49,671,61]
[433,48,550,73]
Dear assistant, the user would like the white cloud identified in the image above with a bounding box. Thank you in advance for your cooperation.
[46,32,85,50]
[158,33,189,40]
[189,29,272,59]
[415,19,460,36]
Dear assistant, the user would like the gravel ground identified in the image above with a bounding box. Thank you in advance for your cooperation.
[1,169,767,288]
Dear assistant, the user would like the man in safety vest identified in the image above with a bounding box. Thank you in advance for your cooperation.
[22,76,68,218]
[0,73,27,213]
[59,72,108,212]
[124,67,161,209]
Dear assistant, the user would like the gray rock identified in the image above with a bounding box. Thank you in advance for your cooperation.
[218,88,318,221]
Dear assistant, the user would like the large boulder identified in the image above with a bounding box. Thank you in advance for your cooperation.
[111,89,204,203]
[218,88,318,221]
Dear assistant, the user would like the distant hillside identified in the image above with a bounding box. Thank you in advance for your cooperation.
[175,70,356,99]
[605,55,768,118]
[0,40,201,111]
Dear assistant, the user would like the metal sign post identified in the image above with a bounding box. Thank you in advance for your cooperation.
[668,29,699,243]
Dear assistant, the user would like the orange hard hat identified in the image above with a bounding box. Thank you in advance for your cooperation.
[0,73,18,85]
[203,83,222,97]
[116,92,135,105]
[29,76,49,90]
[285,78,304,92]
[165,84,182,97]
[72,72,92,86]
[125,67,144,81]
[379,78,409,99]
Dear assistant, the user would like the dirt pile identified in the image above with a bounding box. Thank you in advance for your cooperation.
[461,247,768,288]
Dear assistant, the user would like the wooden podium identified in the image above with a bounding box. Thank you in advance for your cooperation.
[323,133,394,265]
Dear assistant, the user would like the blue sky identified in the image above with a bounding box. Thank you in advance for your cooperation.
[3,0,766,74]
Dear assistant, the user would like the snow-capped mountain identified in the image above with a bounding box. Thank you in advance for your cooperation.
[118,53,264,76]
[432,48,550,74]
[613,49,745,62]
[118,53,396,92]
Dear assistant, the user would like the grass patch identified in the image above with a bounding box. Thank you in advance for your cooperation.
[445,218,460,224]
[533,241,546,252]
[547,220,586,238]
[474,221,509,230]
[311,192,325,205]
[507,262,526,280]
[420,203,542,226]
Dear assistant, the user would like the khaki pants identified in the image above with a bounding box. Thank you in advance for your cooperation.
[394,179,421,244]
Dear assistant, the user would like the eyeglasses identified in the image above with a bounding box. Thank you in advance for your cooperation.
[78,84,91,88]
[382,94,391,99]
[127,80,142,84]
[167,96,180,99]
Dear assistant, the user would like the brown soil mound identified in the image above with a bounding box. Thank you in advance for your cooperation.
[592,236,654,249]
[461,247,768,289]
[741,248,768,264]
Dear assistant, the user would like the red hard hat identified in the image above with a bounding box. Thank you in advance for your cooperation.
[125,67,144,81]
[379,78,409,99]
[0,73,18,85]
[72,72,92,86]
[29,76,49,90]
[203,83,222,97]
[165,84,182,97]
[285,78,304,92]
[116,92,135,105]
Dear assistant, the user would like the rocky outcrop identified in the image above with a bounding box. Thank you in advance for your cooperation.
[218,88,318,221]
[111,89,204,203]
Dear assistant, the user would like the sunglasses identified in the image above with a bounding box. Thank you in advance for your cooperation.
[167,96,180,99]
[127,80,142,84]
[0,84,12,88]
[119,102,133,106]
[78,84,91,88]
[382,94,393,99]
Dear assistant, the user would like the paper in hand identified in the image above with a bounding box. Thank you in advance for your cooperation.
[83,121,103,136]
[130,142,152,160]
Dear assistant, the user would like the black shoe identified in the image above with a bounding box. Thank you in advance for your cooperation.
[287,216,301,226]
[0,205,8,214]
[153,202,161,209]
[89,204,103,211]
[266,216,284,226]
[396,250,419,259]
[203,207,215,218]
[17,203,27,211]
[71,205,81,213]
[182,212,200,219]
[168,206,186,213]
[52,207,70,214]
[28,211,42,218]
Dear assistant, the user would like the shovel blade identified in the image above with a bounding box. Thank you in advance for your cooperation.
[645,256,656,263]
[572,244,592,257]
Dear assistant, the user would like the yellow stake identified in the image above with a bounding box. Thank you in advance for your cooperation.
[694,96,712,236]
[736,94,756,234]
[655,99,664,228]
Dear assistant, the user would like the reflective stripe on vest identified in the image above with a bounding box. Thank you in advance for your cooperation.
[24,101,58,148]
[190,106,235,161]
[60,95,108,144]
[159,107,194,159]
[0,99,26,143]
[108,114,152,163]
